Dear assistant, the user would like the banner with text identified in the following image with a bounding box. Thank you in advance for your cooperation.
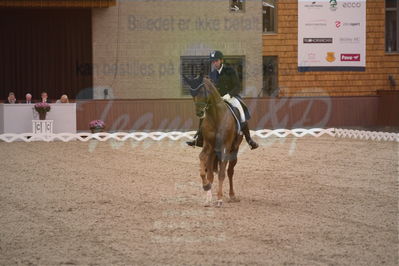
[298,0,366,72]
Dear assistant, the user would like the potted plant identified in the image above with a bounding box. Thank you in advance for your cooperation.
[89,120,105,133]
[34,102,51,120]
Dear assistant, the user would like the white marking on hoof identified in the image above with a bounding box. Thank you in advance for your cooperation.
[215,199,223,208]
[204,190,212,207]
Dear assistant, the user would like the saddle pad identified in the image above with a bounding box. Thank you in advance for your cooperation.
[224,102,242,134]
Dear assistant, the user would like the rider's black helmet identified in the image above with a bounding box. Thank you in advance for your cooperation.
[209,50,224,61]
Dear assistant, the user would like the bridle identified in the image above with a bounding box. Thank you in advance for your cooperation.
[190,82,211,114]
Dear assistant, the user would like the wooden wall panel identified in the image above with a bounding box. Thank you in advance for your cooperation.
[0,0,115,8]
[263,0,399,97]
[75,96,398,132]
[76,99,198,132]
[377,90,399,127]
[245,97,379,129]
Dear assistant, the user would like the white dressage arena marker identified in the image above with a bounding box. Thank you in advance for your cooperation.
[0,128,398,143]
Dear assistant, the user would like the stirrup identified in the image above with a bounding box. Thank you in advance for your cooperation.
[248,140,259,150]
[186,140,196,147]
[186,138,203,147]
[186,131,199,147]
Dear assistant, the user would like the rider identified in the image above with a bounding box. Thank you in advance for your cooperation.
[186,50,259,150]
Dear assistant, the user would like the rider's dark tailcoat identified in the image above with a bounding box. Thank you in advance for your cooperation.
[209,65,241,97]
[209,65,250,120]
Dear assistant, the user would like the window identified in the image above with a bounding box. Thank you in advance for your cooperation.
[263,0,277,33]
[224,56,244,92]
[180,56,210,96]
[180,56,244,96]
[262,56,278,97]
[230,0,245,12]
[386,0,399,52]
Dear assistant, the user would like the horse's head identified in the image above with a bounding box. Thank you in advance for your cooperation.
[183,74,210,118]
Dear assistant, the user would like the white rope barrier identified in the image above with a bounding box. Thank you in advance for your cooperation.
[0,128,398,143]
[335,128,399,142]
[252,128,335,138]
[0,131,197,143]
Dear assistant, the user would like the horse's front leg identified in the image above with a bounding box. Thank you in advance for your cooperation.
[206,152,216,185]
[199,146,212,206]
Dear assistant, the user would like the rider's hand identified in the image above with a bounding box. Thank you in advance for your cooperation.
[222,94,231,101]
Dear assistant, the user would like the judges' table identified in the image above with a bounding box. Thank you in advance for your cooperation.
[0,103,76,134]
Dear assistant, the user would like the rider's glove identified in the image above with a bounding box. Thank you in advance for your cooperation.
[222,94,231,101]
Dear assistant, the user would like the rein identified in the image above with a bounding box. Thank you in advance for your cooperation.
[191,83,211,111]
[190,82,205,92]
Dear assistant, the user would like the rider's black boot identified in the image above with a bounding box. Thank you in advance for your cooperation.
[241,122,258,150]
[186,120,204,147]
[186,130,203,147]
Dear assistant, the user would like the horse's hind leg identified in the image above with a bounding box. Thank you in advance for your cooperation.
[216,160,228,207]
[228,159,240,203]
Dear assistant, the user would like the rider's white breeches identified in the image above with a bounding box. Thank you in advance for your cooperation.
[225,96,245,122]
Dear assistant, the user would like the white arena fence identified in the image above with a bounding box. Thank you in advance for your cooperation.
[0,128,398,143]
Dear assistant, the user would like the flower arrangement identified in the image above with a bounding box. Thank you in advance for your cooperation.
[34,102,51,120]
[89,120,105,133]
[34,102,51,113]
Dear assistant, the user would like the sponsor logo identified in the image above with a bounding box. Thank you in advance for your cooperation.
[329,0,338,11]
[305,53,321,63]
[307,53,316,60]
[304,1,323,9]
[305,19,327,27]
[304,38,333,44]
[343,2,361,8]
[335,21,360,28]
[339,37,360,44]
[341,54,361,61]
[326,52,336,62]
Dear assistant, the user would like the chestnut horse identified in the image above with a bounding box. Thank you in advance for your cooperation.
[184,75,243,207]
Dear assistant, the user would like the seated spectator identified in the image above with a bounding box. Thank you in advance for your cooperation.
[41,91,51,103]
[56,94,69,103]
[24,93,34,104]
[5,92,16,104]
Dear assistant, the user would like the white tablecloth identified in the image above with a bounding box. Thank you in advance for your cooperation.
[0,103,76,134]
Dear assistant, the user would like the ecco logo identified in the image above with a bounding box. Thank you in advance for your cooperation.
[343,2,361,8]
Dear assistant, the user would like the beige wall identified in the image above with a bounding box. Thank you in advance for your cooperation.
[92,0,263,99]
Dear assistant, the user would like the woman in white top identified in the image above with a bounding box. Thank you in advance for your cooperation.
[56,94,69,103]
